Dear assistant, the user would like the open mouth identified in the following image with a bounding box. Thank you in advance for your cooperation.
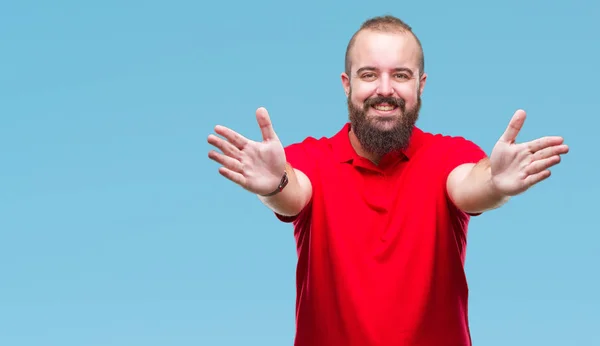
[371,103,398,114]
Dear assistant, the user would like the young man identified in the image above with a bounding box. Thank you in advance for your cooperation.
[207,15,569,346]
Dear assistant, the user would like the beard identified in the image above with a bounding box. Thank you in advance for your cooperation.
[347,91,421,157]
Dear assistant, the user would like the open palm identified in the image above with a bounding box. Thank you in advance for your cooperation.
[490,109,569,196]
[207,107,287,196]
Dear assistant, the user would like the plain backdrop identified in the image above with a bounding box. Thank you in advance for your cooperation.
[1,0,598,345]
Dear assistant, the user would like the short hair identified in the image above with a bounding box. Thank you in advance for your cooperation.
[344,15,425,77]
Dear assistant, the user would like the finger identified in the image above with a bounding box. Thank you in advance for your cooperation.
[207,134,241,159]
[524,170,551,187]
[527,136,565,153]
[256,107,278,141]
[208,150,243,173]
[214,125,250,149]
[500,109,526,143]
[532,144,569,161]
[218,166,246,186]
[525,155,561,175]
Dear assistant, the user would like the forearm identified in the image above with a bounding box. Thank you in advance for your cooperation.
[448,158,510,214]
[257,162,312,217]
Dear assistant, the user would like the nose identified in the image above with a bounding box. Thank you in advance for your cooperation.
[376,75,394,96]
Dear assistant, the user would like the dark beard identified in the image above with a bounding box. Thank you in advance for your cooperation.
[347,92,421,157]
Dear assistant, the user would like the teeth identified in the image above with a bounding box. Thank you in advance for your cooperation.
[374,104,394,111]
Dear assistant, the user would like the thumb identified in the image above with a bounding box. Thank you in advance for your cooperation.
[256,107,278,141]
[499,109,526,143]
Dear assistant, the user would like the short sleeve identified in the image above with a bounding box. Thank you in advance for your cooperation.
[274,137,320,223]
[441,136,488,216]
[282,137,320,186]
[441,136,487,179]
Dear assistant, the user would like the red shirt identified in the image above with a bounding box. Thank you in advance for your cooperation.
[276,123,487,346]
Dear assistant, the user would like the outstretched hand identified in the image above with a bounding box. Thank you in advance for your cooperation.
[207,107,287,195]
[490,109,569,196]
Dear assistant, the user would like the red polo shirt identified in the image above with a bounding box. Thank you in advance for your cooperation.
[276,123,487,346]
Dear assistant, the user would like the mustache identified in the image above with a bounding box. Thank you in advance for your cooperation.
[363,96,406,111]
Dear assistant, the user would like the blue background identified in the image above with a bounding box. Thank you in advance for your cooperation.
[1,1,598,345]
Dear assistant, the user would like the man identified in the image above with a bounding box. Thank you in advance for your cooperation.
[207,15,569,346]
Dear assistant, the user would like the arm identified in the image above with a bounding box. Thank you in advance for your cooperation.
[207,107,313,217]
[257,163,312,217]
[447,158,510,214]
[447,109,568,215]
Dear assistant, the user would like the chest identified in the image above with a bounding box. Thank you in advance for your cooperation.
[311,158,450,257]
[319,157,443,212]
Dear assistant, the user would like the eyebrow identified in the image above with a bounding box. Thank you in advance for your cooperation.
[356,66,414,76]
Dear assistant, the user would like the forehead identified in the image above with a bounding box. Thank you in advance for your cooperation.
[350,30,420,73]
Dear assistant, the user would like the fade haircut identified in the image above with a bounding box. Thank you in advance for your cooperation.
[344,15,425,78]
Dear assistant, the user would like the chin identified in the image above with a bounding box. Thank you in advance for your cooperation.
[368,113,402,127]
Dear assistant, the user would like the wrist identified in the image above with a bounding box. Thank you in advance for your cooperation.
[260,169,289,197]
[489,175,511,203]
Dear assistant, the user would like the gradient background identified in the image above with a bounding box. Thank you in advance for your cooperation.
[1,1,598,345]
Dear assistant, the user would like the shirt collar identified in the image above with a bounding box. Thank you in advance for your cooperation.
[331,122,425,164]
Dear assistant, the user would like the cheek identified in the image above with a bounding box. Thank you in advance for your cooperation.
[351,91,363,105]
[395,84,419,102]
[351,81,376,100]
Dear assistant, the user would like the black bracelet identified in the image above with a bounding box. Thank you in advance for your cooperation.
[260,171,289,197]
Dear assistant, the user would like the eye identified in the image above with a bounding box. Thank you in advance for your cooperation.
[360,73,377,81]
[394,73,410,80]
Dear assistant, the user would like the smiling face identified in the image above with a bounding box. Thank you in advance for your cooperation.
[342,29,427,157]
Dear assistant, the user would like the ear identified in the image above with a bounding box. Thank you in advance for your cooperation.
[418,72,427,96]
[341,72,351,97]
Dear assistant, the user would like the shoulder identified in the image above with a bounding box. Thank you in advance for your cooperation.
[285,135,329,151]
[416,127,480,147]
[409,127,487,179]
[412,127,484,157]
[281,125,348,183]
[283,135,334,162]
[283,124,349,159]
